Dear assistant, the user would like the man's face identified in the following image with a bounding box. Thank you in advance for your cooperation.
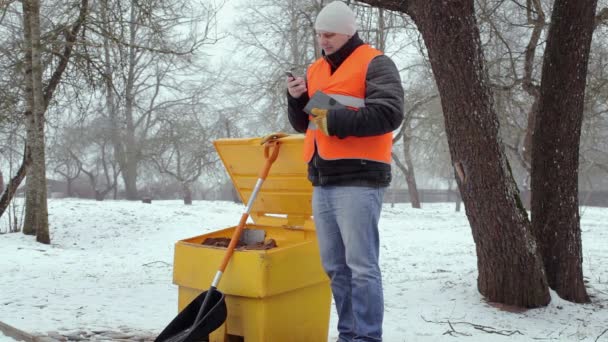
[316,31,351,55]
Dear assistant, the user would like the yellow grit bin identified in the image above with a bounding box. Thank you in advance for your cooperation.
[172,135,331,342]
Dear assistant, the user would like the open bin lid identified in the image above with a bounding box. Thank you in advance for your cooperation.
[213,135,314,230]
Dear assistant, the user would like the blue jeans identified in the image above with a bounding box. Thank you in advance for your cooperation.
[312,185,385,342]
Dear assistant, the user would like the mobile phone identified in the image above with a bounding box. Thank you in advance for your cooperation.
[285,71,295,79]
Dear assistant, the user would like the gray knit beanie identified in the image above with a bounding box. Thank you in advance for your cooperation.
[314,1,357,36]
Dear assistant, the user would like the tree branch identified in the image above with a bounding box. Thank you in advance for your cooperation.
[421,316,524,337]
[0,145,30,218]
[522,0,545,98]
[356,0,410,14]
[43,0,88,108]
[391,151,409,174]
[596,328,608,342]
[393,94,438,142]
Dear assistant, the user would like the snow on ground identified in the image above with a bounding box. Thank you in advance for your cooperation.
[0,199,607,341]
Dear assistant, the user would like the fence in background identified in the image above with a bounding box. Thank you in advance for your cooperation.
[386,189,608,208]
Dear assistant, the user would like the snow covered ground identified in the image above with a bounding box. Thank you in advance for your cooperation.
[1,199,607,341]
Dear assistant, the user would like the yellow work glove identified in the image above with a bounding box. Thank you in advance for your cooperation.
[260,132,289,145]
[310,108,329,136]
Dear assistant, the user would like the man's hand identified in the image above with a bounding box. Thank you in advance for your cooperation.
[287,76,307,98]
[260,132,289,145]
[310,108,329,135]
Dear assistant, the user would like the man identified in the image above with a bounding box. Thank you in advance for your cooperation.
[282,2,404,341]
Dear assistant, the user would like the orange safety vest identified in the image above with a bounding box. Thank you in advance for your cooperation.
[303,45,393,164]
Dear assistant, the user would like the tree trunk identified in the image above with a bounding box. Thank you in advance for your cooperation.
[183,183,192,205]
[101,0,139,201]
[402,126,420,208]
[0,0,84,217]
[22,0,50,244]
[101,0,127,201]
[122,156,138,200]
[392,154,418,207]
[0,147,30,218]
[22,0,35,235]
[447,179,462,212]
[121,0,140,201]
[530,0,597,303]
[455,193,461,212]
[66,179,73,197]
[404,169,420,208]
[407,0,549,307]
[521,0,545,171]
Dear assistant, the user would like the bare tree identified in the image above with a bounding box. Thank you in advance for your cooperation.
[82,139,121,201]
[0,0,88,244]
[530,0,597,303]
[359,3,428,208]
[48,133,83,197]
[357,0,599,307]
[71,119,121,201]
[392,94,438,208]
[89,0,222,200]
[476,0,608,202]
[230,0,319,135]
[146,108,219,204]
[358,0,550,307]
[22,0,50,243]
[578,14,608,196]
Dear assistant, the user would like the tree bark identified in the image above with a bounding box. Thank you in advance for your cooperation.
[22,0,50,243]
[122,0,140,200]
[407,1,549,307]
[21,0,34,235]
[530,0,597,303]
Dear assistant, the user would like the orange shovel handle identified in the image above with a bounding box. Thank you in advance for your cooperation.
[217,141,281,273]
[261,141,280,179]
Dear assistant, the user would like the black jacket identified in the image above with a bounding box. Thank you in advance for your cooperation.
[287,33,404,187]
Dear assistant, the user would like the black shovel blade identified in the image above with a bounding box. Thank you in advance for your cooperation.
[155,290,227,342]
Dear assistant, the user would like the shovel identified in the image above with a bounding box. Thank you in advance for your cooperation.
[155,138,282,342]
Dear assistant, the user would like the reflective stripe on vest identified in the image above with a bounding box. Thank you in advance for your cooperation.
[303,45,393,164]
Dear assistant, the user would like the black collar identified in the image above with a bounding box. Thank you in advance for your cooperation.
[323,32,364,74]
